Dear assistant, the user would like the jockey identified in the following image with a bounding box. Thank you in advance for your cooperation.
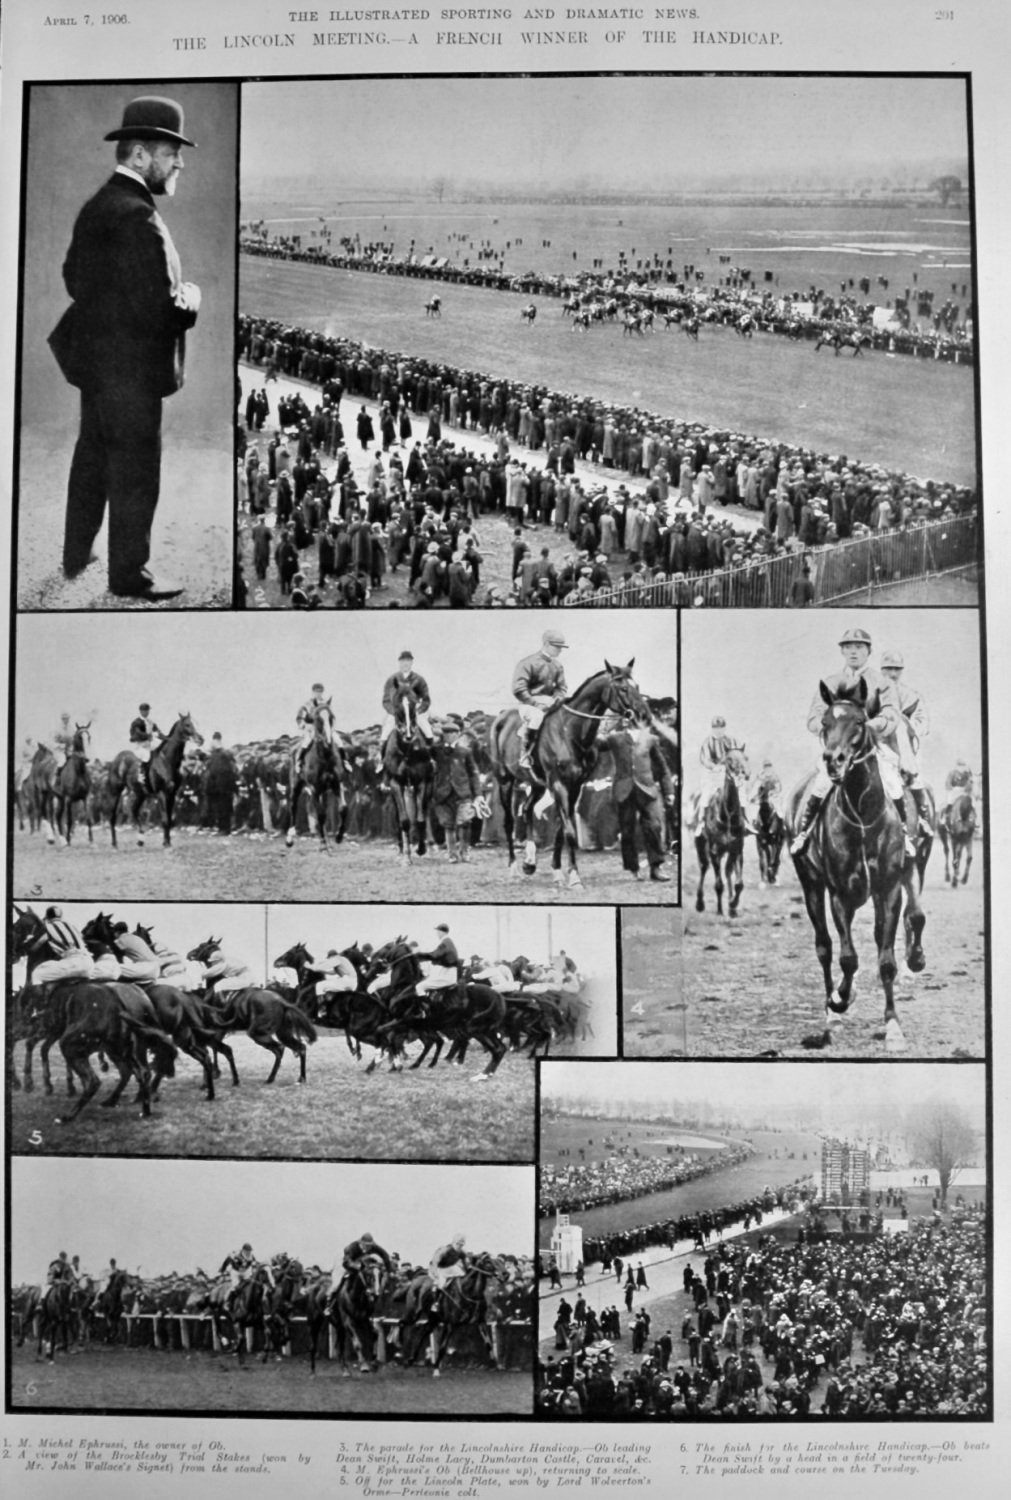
[220,1243,273,1290]
[790,627,915,858]
[110,922,161,984]
[748,759,784,820]
[28,905,95,987]
[47,1251,77,1287]
[341,1233,393,1281]
[129,703,163,764]
[941,758,975,815]
[512,628,569,770]
[197,942,255,995]
[308,948,358,1008]
[879,648,933,834]
[295,683,343,775]
[380,650,434,755]
[429,1235,469,1291]
[47,712,75,766]
[415,922,460,1001]
[698,716,752,828]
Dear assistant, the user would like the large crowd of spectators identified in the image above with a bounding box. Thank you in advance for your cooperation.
[537,1204,987,1418]
[539,1141,757,1217]
[236,314,977,610]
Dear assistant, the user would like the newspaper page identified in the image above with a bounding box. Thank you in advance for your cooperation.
[0,0,1004,1496]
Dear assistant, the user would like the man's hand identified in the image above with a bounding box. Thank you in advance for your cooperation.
[177,281,202,313]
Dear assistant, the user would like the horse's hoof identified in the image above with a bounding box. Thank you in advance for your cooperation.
[521,863,537,877]
[432,1369,441,1378]
[137,838,144,848]
[695,898,705,913]
[472,1074,489,1083]
[568,873,585,891]
[885,1021,908,1053]
[906,952,926,974]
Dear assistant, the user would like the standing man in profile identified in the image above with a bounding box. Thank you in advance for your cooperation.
[49,96,202,600]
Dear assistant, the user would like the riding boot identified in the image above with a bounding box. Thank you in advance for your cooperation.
[911,787,932,835]
[790,794,824,855]
[894,797,917,859]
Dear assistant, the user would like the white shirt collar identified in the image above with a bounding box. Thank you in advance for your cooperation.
[115,164,148,189]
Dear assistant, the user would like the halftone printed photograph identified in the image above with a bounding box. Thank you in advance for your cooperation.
[236,74,977,612]
[537,1061,988,1420]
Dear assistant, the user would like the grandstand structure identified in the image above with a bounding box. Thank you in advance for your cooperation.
[820,1138,871,1205]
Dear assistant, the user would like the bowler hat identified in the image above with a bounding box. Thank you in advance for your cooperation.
[105,96,196,148]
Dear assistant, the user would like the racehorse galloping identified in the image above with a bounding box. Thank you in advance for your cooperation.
[683,315,700,342]
[938,791,976,887]
[286,700,346,852]
[401,1254,506,1376]
[383,687,433,864]
[695,747,750,917]
[754,787,785,887]
[188,937,318,1083]
[52,724,94,846]
[488,661,647,890]
[367,937,508,1079]
[785,677,927,1052]
[424,295,441,318]
[333,1255,389,1375]
[106,712,203,849]
[520,303,537,324]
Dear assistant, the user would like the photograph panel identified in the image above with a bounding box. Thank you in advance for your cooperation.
[16,82,238,609]
[13,610,678,905]
[9,898,619,1160]
[10,1159,534,1414]
[237,74,977,612]
[680,609,984,1057]
[536,1061,987,1419]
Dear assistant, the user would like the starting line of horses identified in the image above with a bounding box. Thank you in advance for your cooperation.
[692,678,977,1054]
[8,906,591,1121]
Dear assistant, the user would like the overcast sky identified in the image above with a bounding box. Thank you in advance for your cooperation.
[15,611,675,762]
[242,77,968,192]
[681,608,981,792]
[10,1159,532,1286]
[541,1060,985,1134]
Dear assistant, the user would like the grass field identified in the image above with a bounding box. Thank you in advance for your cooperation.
[9,1030,536,1162]
[241,254,975,487]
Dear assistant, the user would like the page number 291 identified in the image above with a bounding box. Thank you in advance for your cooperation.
[935,9,954,17]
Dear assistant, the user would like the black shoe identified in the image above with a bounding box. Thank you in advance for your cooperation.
[63,551,100,579]
[109,571,185,601]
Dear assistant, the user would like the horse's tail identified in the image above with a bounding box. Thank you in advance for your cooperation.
[283,1005,318,1044]
[122,1015,178,1077]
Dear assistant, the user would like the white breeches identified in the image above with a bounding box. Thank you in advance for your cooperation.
[417,967,459,993]
[315,974,356,996]
[32,952,94,985]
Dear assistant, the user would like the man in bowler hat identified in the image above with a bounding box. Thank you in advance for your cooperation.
[49,95,202,599]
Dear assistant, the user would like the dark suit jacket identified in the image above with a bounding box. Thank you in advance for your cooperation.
[50,172,197,397]
[603,728,675,804]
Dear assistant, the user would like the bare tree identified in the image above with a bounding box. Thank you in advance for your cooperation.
[906,1100,977,1206]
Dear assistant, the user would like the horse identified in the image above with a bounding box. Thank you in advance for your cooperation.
[520,303,537,324]
[754,788,785,887]
[187,937,318,1083]
[682,315,700,341]
[331,1255,390,1375]
[938,791,976,887]
[662,311,682,330]
[400,1254,507,1376]
[784,676,927,1052]
[735,314,755,338]
[50,724,94,845]
[215,1266,271,1361]
[383,687,433,864]
[26,744,61,844]
[81,912,221,1099]
[488,661,647,890]
[694,748,750,917]
[286,700,347,852]
[622,311,644,336]
[95,1268,130,1345]
[571,309,591,331]
[106,711,204,848]
[424,295,441,317]
[814,327,867,356]
[365,938,509,1079]
[37,1279,75,1362]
